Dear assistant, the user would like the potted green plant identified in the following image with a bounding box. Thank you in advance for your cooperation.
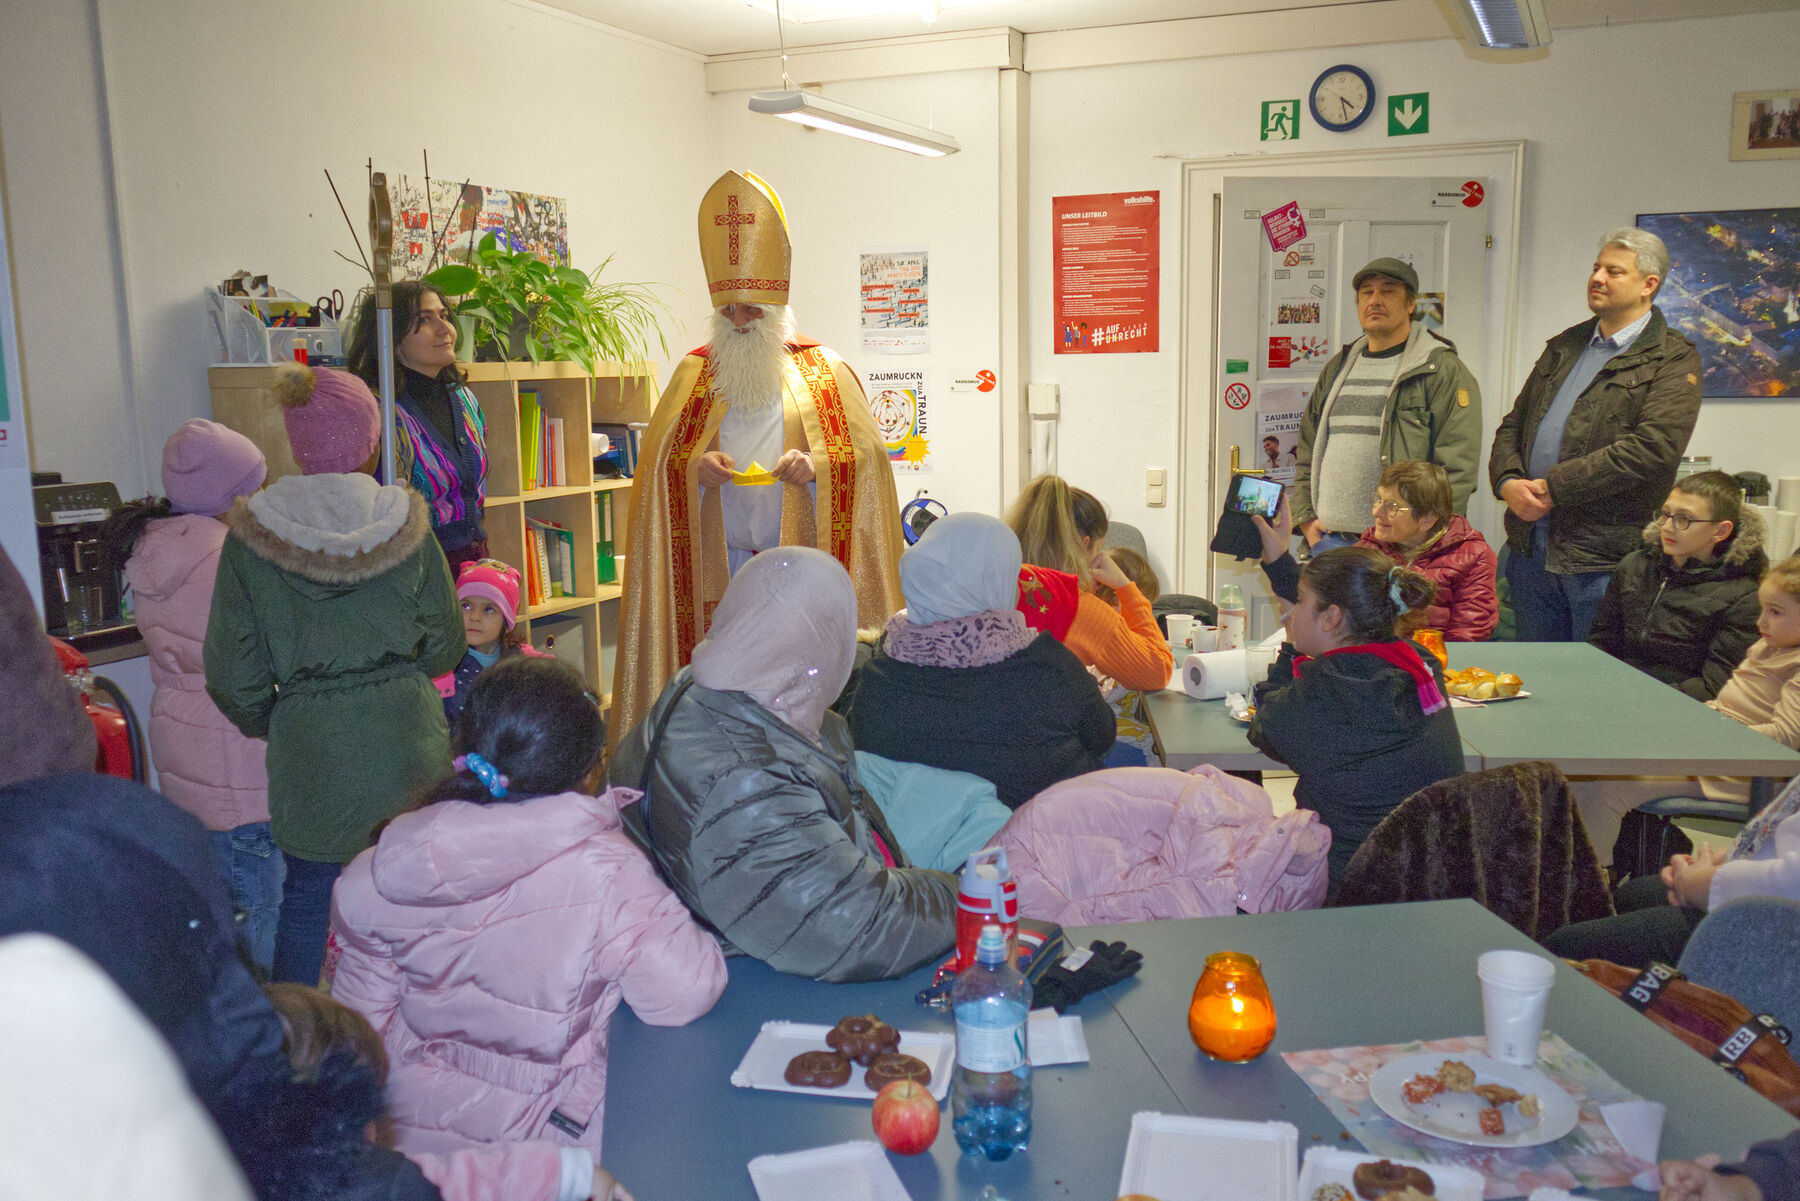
[424,233,671,374]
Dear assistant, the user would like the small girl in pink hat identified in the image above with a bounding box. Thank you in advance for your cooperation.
[437,558,548,729]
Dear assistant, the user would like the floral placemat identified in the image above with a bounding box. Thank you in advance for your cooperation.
[1282,1033,1652,1199]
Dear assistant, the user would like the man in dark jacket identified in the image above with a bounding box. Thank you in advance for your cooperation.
[1489,227,1703,641]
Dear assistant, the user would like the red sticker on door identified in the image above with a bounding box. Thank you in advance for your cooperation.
[1224,382,1252,410]
[976,369,996,392]
[1462,181,1484,207]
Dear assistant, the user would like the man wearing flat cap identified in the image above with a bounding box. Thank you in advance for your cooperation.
[611,170,903,746]
[1291,256,1483,554]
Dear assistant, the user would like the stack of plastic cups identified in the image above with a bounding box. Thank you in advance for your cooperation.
[1477,950,1556,1066]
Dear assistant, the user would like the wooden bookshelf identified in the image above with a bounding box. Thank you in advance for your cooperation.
[207,360,657,694]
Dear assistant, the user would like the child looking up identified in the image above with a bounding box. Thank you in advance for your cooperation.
[1249,546,1463,889]
[330,657,726,1158]
[102,419,279,970]
[438,559,543,729]
[204,365,464,986]
[1589,469,1766,700]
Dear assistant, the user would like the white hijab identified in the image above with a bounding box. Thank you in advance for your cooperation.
[899,512,1023,625]
[691,546,858,743]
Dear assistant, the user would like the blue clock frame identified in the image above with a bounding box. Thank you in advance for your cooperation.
[1309,63,1376,132]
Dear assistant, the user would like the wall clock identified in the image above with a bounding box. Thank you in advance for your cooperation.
[1310,64,1375,132]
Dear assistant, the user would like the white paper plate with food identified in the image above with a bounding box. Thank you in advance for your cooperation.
[1297,1147,1484,1201]
[1116,1112,1298,1201]
[1369,1052,1578,1148]
[748,1140,911,1201]
[731,1019,953,1101]
[1450,690,1532,708]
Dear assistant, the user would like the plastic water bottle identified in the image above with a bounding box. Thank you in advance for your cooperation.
[952,923,1032,1160]
[1217,582,1247,651]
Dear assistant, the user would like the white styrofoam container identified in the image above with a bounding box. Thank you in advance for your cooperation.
[731,1020,954,1102]
[1116,1112,1299,1201]
[747,1140,911,1201]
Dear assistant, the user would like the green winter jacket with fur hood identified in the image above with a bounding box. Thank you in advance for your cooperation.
[204,474,463,863]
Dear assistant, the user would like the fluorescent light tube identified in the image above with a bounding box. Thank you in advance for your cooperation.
[1451,0,1551,48]
[749,90,961,157]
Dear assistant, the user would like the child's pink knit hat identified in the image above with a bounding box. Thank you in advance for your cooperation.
[274,363,380,476]
[457,559,522,629]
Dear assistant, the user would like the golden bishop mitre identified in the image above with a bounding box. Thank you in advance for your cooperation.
[698,170,791,307]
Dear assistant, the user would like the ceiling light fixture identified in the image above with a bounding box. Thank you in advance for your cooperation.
[1448,0,1551,49]
[747,0,961,156]
[749,90,961,156]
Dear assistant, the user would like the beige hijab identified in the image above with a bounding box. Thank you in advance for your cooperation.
[690,546,858,743]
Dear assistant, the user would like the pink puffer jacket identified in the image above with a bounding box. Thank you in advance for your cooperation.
[329,788,728,1157]
[124,515,268,828]
[998,765,1331,924]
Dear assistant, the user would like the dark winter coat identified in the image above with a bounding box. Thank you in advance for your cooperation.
[1249,642,1464,883]
[1357,514,1500,641]
[0,545,94,788]
[0,772,438,1201]
[1488,307,1703,573]
[610,669,957,982]
[846,612,1115,808]
[1588,508,1768,700]
[204,475,465,863]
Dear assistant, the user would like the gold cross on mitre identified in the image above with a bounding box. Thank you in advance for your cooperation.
[698,170,792,306]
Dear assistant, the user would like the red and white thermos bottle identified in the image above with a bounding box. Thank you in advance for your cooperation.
[954,847,1019,971]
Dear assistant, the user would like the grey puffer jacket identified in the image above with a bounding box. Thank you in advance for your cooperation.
[610,669,957,983]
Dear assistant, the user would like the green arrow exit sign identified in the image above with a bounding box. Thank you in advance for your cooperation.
[1388,92,1429,136]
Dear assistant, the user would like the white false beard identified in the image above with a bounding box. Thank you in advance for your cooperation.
[707,304,795,414]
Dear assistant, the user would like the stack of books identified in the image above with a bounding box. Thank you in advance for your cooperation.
[523,516,577,605]
[518,391,568,490]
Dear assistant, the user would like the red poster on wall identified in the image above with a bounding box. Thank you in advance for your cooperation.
[1053,191,1159,354]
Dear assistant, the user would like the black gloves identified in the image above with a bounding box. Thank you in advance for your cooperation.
[1032,940,1145,1013]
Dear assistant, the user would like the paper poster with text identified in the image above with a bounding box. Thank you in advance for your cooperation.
[866,369,930,473]
[1254,386,1309,487]
[1263,230,1335,375]
[1053,191,1159,354]
[860,248,929,354]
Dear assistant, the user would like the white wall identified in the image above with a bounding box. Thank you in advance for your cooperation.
[0,0,716,502]
[708,70,1005,518]
[1027,11,1800,577]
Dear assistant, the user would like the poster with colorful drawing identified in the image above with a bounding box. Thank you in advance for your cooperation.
[860,248,929,354]
[1254,386,1308,487]
[386,176,570,277]
[866,369,930,473]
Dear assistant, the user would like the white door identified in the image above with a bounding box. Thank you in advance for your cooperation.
[1212,176,1491,638]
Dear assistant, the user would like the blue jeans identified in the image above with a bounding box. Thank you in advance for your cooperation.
[272,852,342,986]
[207,823,285,974]
[1506,528,1613,642]
[1309,529,1362,556]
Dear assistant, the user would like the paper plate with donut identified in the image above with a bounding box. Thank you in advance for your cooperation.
[1296,1147,1483,1201]
[731,1016,953,1101]
[1368,1052,1578,1148]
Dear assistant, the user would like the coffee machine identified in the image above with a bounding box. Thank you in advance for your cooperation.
[34,477,126,638]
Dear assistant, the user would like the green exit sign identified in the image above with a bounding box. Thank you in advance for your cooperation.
[1388,92,1429,136]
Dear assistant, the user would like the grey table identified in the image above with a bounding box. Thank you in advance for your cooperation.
[1444,642,1800,807]
[602,901,1797,1199]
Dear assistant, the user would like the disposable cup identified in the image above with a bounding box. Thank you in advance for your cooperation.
[1477,949,1555,1065]
[1191,625,1220,653]
[1244,642,1281,687]
[1166,613,1197,650]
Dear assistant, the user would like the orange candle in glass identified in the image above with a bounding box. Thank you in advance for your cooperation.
[1188,952,1277,1062]
[1414,628,1449,667]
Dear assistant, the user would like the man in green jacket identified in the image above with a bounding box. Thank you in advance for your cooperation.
[1292,257,1483,554]
[1488,227,1703,641]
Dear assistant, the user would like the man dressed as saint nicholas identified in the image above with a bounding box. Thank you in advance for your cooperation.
[610,169,904,747]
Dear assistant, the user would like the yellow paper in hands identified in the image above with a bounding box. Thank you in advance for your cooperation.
[731,460,778,486]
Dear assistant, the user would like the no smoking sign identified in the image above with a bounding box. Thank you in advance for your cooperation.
[1224,382,1252,410]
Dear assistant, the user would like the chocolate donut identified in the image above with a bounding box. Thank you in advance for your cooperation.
[784,1049,851,1088]
[863,1052,932,1091]
[826,1014,901,1065]
[1351,1160,1434,1199]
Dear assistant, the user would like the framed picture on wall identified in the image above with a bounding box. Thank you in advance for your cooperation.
[1730,90,1800,161]
[1636,208,1800,398]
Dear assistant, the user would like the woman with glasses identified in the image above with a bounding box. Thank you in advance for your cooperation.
[1358,461,1499,641]
[1246,461,1497,642]
[1588,469,1766,700]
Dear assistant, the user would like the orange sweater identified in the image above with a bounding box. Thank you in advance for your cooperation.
[1065,583,1174,692]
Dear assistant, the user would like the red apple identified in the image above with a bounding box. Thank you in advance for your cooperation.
[870,1078,939,1155]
